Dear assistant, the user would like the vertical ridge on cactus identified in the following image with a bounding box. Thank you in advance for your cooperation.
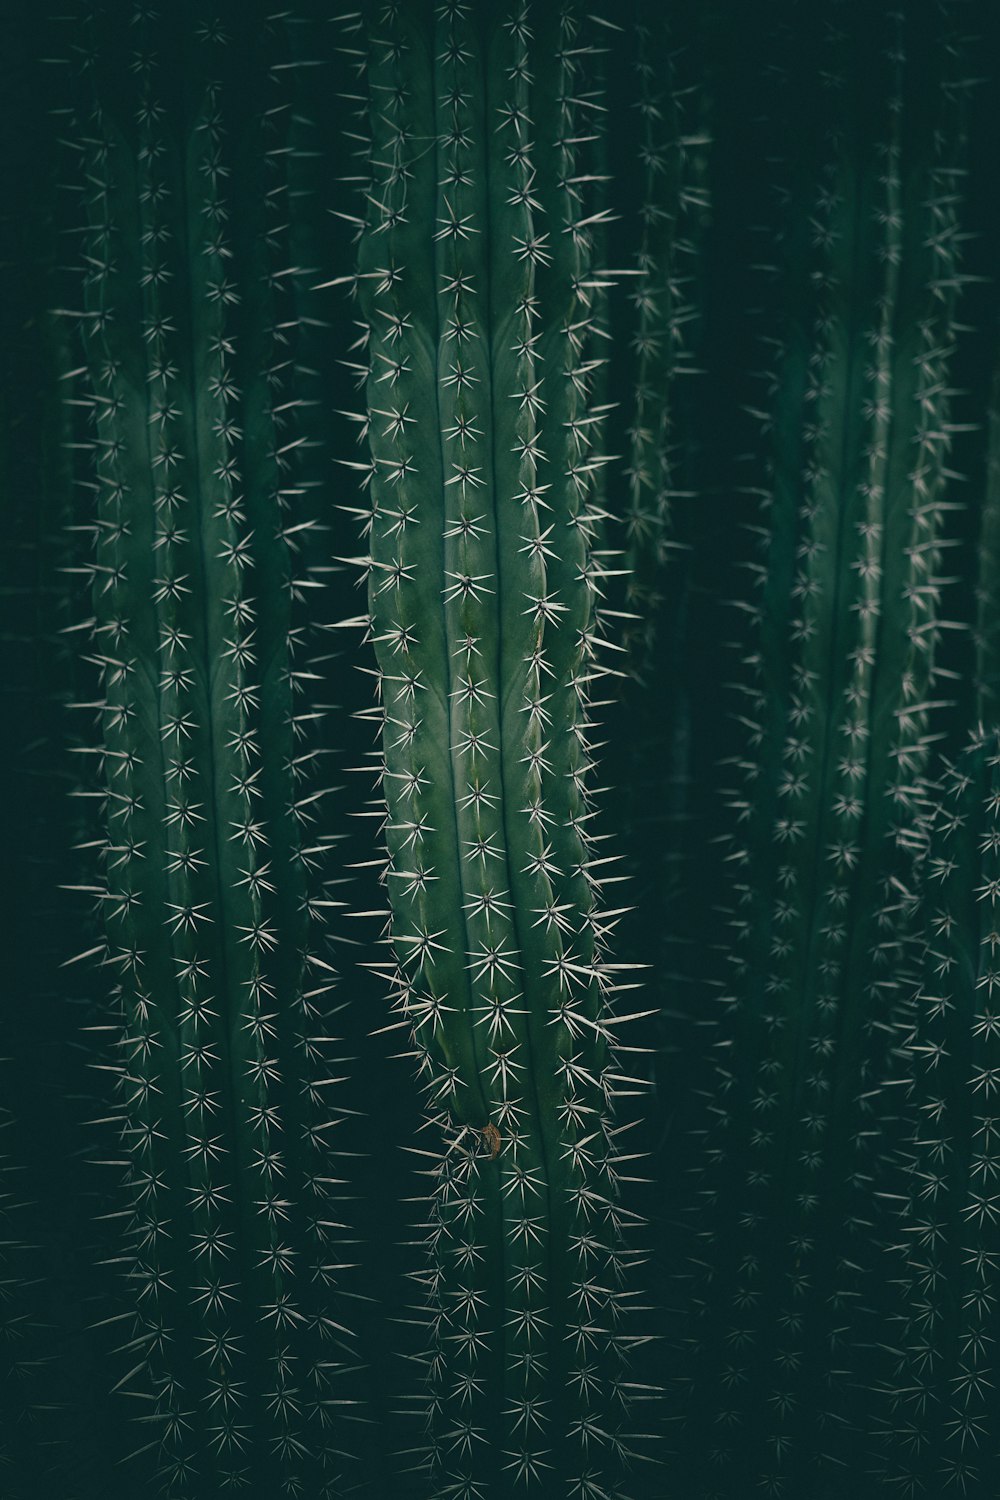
[353,2,650,1492]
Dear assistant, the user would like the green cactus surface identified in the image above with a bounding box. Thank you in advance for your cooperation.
[61,5,363,1493]
[669,7,976,1494]
[353,3,647,1493]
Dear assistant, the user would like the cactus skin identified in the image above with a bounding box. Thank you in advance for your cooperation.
[598,0,712,1138]
[0,21,134,1488]
[670,7,974,1494]
[877,729,1000,1495]
[64,5,361,1494]
[617,0,708,682]
[355,3,646,1493]
[975,368,1000,721]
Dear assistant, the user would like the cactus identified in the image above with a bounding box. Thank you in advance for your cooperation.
[9,3,1000,1496]
[876,728,1000,1494]
[614,1,709,682]
[597,0,713,1128]
[975,368,1000,721]
[352,3,648,1492]
[61,5,362,1493]
[670,7,974,1493]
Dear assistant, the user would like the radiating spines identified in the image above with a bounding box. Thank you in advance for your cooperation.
[233,37,372,1488]
[670,6,976,1494]
[876,727,1000,1496]
[672,80,845,1478]
[489,10,635,1488]
[617,0,708,681]
[356,13,500,1479]
[63,4,362,1492]
[360,1,480,1123]
[76,14,190,1480]
[354,4,647,1493]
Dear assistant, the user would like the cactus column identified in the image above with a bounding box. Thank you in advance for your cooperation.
[878,729,1000,1495]
[354,3,646,1494]
[66,4,360,1494]
[670,6,973,1494]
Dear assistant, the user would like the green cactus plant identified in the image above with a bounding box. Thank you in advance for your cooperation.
[876,727,1000,1495]
[60,5,363,1494]
[616,2,709,682]
[351,2,649,1492]
[975,368,1000,721]
[669,7,975,1493]
[9,4,1000,1497]
[596,0,713,1136]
